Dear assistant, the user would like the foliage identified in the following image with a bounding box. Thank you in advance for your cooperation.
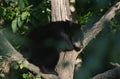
[0,0,50,78]
[22,74,41,79]
[29,0,51,26]
[0,0,51,33]
[78,11,92,24]
[0,0,31,33]
[10,61,41,79]
[76,0,120,25]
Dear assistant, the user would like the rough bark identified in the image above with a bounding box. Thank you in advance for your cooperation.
[51,0,72,21]
[93,67,120,79]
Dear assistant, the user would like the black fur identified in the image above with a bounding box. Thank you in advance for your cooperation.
[27,21,82,73]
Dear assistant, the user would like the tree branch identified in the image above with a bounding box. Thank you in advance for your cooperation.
[79,1,120,53]
[93,67,120,79]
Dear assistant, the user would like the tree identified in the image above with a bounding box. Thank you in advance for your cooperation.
[0,0,120,79]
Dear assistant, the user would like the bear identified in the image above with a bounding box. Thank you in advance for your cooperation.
[26,21,82,73]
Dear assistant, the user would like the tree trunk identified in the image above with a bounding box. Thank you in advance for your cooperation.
[50,0,79,79]
[51,0,72,21]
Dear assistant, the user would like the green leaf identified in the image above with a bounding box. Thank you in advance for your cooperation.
[0,73,5,78]
[18,60,28,69]
[22,60,28,67]
[21,12,29,20]
[20,64,24,69]
[17,16,23,27]
[22,73,29,78]
[34,75,41,79]
[12,18,18,33]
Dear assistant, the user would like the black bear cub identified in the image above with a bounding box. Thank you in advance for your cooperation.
[27,21,82,73]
